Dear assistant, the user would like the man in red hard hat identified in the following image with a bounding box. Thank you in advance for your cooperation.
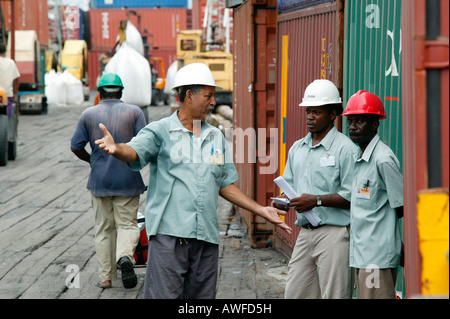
[343,90,403,299]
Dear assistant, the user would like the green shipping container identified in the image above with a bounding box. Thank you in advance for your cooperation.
[343,0,404,298]
[343,0,402,164]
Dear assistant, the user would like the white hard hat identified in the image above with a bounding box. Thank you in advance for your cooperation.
[299,79,342,106]
[172,63,222,92]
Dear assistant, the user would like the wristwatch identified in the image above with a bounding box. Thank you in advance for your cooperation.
[317,195,322,206]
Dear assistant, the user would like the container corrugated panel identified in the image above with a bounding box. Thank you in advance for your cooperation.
[277,0,333,13]
[401,0,449,298]
[87,8,187,50]
[275,1,343,254]
[342,0,403,167]
[233,0,278,248]
[91,0,188,9]
[232,0,255,242]
[343,0,405,297]
[0,0,49,49]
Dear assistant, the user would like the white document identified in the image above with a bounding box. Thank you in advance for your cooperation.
[274,177,322,226]
[270,197,290,206]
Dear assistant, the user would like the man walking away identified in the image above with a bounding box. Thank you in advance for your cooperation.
[71,73,146,289]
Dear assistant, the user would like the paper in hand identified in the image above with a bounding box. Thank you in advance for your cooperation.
[273,176,322,227]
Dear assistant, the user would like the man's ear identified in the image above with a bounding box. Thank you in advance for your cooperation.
[372,118,380,131]
[329,109,337,122]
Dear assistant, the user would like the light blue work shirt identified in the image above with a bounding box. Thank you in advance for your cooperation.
[283,126,357,227]
[350,134,403,269]
[127,111,238,245]
[70,99,146,197]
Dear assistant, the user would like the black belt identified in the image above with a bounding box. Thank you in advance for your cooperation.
[302,223,324,230]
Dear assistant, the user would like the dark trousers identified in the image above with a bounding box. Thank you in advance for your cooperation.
[143,234,219,299]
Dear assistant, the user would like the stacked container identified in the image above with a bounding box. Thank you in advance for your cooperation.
[86,7,188,89]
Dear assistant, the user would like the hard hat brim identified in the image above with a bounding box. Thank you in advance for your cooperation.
[171,84,223,94]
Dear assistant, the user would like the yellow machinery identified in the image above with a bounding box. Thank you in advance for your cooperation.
[176,29,233,106]
[60,40,89,100]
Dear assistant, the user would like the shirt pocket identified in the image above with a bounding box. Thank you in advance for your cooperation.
[354,176,379,210]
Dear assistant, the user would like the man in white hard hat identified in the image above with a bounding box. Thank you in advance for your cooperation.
[273,79,357,299]
[95,63,291,298]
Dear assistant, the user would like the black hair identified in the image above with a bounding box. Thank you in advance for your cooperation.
[325,103,344,116]
[0,43,6,54]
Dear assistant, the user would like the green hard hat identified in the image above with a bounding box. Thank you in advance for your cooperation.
[97,73,124,91]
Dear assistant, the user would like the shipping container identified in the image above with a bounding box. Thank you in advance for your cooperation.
[277,0,334,13]
[274,0,344,255]
[87,8,187,50]
[191,0,234,52]
[48,5,87,43]
[231,0,278,248]
[342,0,405,297]
[401,0,449,298]
[91,0,188,9]
[0,0,49,49]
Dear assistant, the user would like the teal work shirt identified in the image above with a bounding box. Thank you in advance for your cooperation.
[283,126,358,227]
[350,135,403,269]
[127,111,238,245]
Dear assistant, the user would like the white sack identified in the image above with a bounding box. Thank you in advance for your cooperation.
[116,21,144,56]
[164,61,178,95]
[62,70,84,105]
[105,42,151,107]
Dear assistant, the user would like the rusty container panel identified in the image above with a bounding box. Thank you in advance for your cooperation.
[232,0,255,243]
[274,1,344,254]
[233,0,278,248]
[1,0,49,48]
[401,0,449,298]
[87,8,187,50]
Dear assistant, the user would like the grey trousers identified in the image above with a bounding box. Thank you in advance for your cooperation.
[143,234,219,299]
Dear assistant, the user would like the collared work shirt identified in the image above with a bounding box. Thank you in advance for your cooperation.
[127,111,238,245]
[70,99,146,197]
[283,126,357,227]
[350,135,403,269]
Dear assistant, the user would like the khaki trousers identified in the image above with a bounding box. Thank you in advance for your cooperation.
[355,268,397,299]
[92,196,140,282]
[285,225,351,299]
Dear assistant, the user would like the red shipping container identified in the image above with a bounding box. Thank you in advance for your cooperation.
[274,1,344,255]
[232,0,278,248]
[401,0,449,297]
[0,0,49,48]
[87,8,188,51]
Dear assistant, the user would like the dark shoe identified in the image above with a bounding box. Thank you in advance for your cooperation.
[118,256,137,289]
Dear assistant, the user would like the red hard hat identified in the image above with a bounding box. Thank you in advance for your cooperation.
[343,90,387,119]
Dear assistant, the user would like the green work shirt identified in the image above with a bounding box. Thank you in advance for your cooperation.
[283,126,357,227]
[127,111,238,245]
[350,135,403,269]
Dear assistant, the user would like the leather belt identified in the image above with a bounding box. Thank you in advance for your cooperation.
[302,223,324,230]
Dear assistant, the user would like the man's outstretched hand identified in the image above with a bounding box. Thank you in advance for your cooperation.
[95,123,117,155]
